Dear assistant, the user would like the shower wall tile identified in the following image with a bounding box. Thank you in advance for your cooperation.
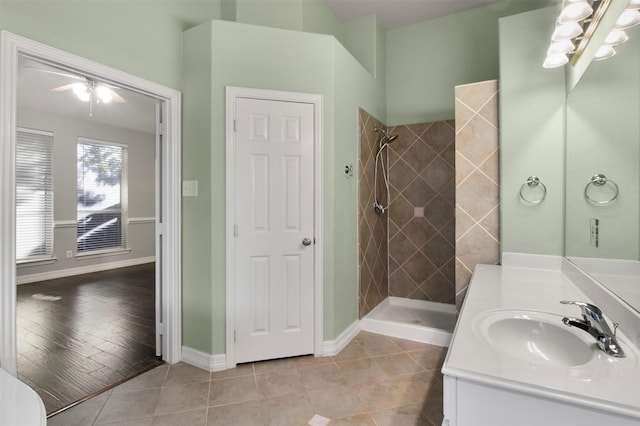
[388,121,456,305]
[455,80,500,309]
[358,109,388,318]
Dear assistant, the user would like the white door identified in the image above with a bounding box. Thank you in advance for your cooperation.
[233,97,315,363]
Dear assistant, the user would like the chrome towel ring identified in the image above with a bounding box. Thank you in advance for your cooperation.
[519,176,546,205]
[584,174,619,205]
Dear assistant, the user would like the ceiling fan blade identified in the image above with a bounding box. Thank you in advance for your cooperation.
[51,83,77,92]
[109,88,126,103]
[25,66,85,81]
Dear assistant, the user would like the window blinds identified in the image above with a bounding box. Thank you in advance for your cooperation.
[77,139,128,254]
[16,128,54,262]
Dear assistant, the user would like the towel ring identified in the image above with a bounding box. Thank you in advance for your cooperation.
[584,174,619,205]
[519,176,546,205]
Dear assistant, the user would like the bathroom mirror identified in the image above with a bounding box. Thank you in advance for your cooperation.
[564,24,640,313]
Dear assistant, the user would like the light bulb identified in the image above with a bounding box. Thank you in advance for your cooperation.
[615,9,640,29]
[72,83,90,102]
[548,39,575,54]
[96,85,113,103]
[552,22,583,40]
[604,30,629,46]
[558,0,593,23]
[593,45,616,61]
[543,54,569,68]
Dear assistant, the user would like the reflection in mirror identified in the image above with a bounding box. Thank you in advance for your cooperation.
[565,24,640,313]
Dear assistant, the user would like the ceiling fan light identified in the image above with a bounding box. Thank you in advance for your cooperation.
[543,53,569,68]
[604,30,629,46]
[615,9,640,29]
[96,85,112,103]
[552,22,583,40]
[72,83,90,102]
[558,0,593,24]
[593,44,616,61]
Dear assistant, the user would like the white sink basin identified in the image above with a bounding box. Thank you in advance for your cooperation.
[474,310,595,367]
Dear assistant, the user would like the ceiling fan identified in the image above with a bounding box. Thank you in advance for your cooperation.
[27,66,126,107]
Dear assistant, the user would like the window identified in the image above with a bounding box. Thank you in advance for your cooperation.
[16,128,54,262]
[77,139,128,254]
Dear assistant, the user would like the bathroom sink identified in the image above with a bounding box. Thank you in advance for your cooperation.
[474,310,595,367]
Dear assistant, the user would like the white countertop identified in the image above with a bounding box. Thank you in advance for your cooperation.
[443,263,640,419]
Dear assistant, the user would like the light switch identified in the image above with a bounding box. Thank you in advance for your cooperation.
[182,180,198,197]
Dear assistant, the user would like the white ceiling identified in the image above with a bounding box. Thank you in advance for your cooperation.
[18,57,157,135]
[323,0,499,30]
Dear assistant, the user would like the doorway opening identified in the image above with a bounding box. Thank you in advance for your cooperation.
[1,31,182,415]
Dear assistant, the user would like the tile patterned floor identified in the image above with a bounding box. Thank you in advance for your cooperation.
[48,332,446,426]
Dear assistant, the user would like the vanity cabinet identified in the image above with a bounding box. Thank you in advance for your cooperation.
[442,259,640,426]
[443,376,640,425]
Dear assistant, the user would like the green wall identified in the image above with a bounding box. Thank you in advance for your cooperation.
[565,25,640,260]
[385,0,555,125]
[302,0,345,43]
[499,6,566,256]
[182,24,215,353]
[332,35,386,337]
[182,20,385,353]
[343,15,378,76]
[234,0,346,42]
[0,0,222,90]
[235,0,304,31]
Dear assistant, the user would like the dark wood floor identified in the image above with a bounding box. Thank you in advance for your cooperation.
[17,263,161,415]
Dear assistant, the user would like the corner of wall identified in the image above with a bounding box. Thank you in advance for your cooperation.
[220,0,237,22]
[343,15,379,77]
[181,21,215,355]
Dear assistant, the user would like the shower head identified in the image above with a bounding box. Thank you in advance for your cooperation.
[373,127,398,144]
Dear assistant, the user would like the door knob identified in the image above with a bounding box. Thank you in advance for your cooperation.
[302,238,312,246]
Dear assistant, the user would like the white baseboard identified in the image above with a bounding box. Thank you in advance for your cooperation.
[321,319,360,356]
[16,256,155,285]
[182,346,227,372]
[182,320,360,371]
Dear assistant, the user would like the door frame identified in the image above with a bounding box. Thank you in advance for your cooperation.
[0,31,182,373]
[225,86,323,368]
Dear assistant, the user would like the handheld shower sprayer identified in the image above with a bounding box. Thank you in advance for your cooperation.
[372,127,399,215]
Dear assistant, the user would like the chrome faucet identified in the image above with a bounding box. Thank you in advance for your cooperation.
[560,300,625,358]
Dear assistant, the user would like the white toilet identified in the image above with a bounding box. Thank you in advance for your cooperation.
[0,368,46,425]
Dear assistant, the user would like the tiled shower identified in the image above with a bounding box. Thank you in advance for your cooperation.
[358,111,389,318]
[358,80,500,320]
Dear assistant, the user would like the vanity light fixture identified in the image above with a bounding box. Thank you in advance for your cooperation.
[543,0,615,68]
[552,21,584,40]
[544,0,640,68]
[603,29,629,45]
[543,54,570,68]
[614,8,640,28]
[594,3,640,61]
[592,43,617,60]
[558,0,594,23]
